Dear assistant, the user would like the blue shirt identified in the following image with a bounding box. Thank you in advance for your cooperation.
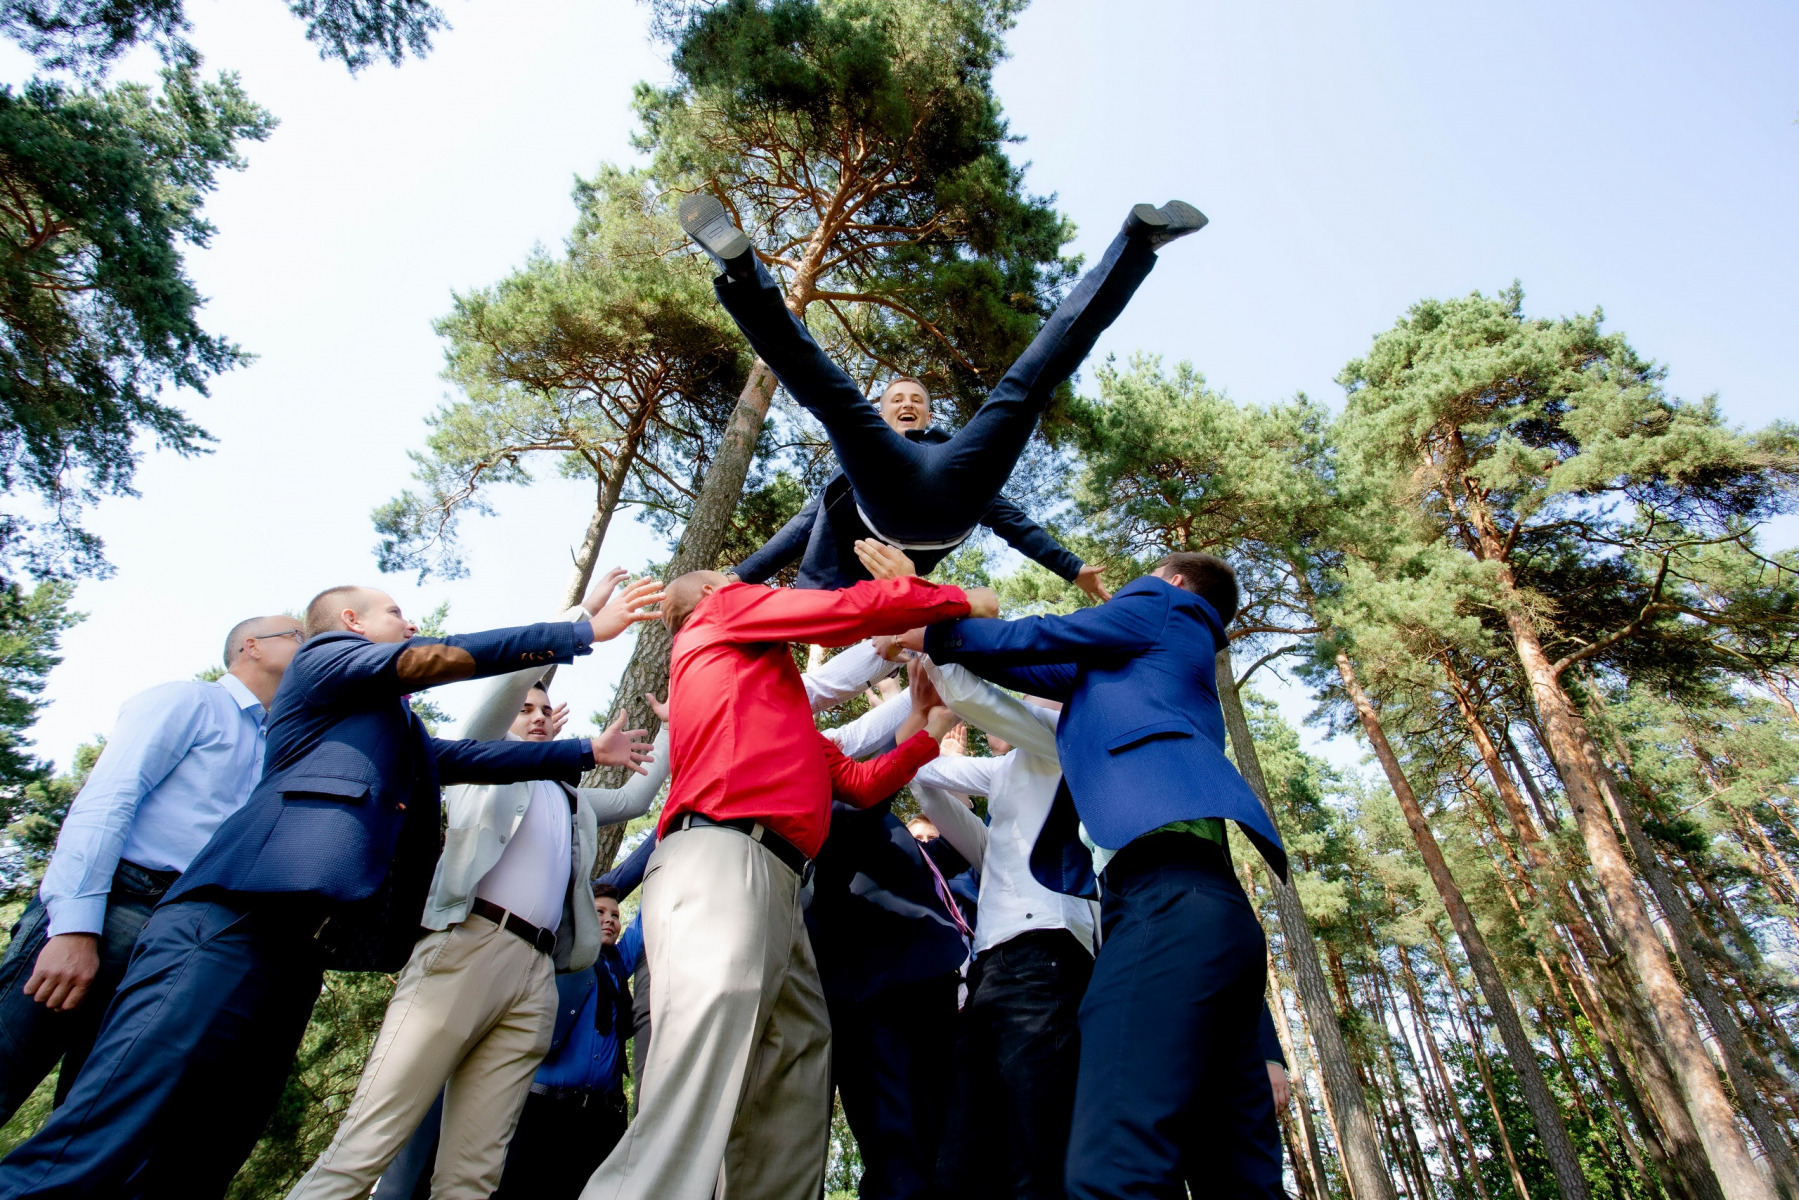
[40,674,267,935]
[535,919,643,1094]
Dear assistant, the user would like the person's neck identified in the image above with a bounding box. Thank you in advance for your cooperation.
[228,662,281,709]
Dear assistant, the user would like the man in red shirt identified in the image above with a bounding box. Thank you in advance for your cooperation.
[583,570,994,1200]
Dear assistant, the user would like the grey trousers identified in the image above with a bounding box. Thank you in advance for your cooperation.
[582,824,832,1200]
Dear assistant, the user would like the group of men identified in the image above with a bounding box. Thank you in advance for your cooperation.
[0,193,1291,1200]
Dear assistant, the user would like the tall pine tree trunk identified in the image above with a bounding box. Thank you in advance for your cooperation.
[1335,652,1591,1200]
[557,414,650,610]
[1217,647,1400,1200]
[1456,491,1775,1200]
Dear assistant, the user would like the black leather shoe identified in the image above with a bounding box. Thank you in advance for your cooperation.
[1122,200,1209,248]
[678,192,755,277]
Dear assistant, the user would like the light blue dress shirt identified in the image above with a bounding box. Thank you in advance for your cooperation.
[40,674,267,936]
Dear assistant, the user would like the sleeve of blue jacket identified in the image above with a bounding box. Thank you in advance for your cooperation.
[300,620,593,708]
[980,495,1083,582]
[1258,1003,1286,1067]
[733,492,819,584]
[431,735,592,786]
[599,833,658,899]
[617,916,645,977]
[925,585,1168,668]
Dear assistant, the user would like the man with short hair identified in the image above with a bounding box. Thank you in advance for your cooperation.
[0,614,301,1125]
[681,191,1207,595]
[0,580,656,1200]
[287,574,670,1200]
[491,881,642,1200]
[904,550,1287,1200]
[581,571,986,1200]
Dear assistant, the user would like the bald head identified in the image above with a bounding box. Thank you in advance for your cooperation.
[661,570,731,635]
[223,615,301,668]
[304,587,417,643]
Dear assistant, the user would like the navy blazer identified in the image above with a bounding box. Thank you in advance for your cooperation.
[807,799,971,1004]
[924,575,1286,897]
[733,429,1083,589]
[169,621,593,969]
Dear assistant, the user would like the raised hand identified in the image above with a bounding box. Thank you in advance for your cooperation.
[873,634,916,663]
[644,692,670,723]
[853,539,916,580]
[924,705,962,741]
[963,586,1000,618]
[548,701,571,738]
[589,577,666,643]
[580,567,630,615]
[940,722,968,757]
[1074,564,1112,601]
[589,710,655,775]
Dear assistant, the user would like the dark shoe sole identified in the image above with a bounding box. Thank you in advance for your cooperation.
[678,192,753,263]
[1127,200,1208,246]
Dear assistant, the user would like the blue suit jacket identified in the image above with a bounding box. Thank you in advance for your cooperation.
[924,575,1286,896]
[169,621,593,969]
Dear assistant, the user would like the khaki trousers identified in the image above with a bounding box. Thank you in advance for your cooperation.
[286,915,558,1200]
[582,825,832,1200]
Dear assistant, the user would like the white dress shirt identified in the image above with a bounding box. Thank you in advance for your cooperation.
[472,777,574,932]
[40,674,267,936]
[912,662,1096,958]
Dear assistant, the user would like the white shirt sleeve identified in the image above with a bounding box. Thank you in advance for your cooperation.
[821,685,914,759]
[803,641,899,713]
[912,750,1003,797]
[926,662,1061,762]
[913,785,989,870]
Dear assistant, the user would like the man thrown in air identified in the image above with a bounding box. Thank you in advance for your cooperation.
[680,192,1207,594]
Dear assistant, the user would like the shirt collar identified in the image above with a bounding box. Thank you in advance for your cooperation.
[217,672,265,719]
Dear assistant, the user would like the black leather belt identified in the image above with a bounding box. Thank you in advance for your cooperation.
[470,898,557,955]
[672,812,812,882]
[529,1082,625,1110]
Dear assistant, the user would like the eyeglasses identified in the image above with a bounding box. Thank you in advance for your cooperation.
[249,629,303,644]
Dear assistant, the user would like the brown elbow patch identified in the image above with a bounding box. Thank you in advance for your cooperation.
[396,644,477,689]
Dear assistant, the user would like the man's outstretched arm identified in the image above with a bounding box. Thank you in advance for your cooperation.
[710,577,987,648]
[924,584,1163,667]
[733,493,820,585]
[981,496,1109,600]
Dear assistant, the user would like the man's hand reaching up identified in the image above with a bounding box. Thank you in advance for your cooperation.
[589,710,654,774]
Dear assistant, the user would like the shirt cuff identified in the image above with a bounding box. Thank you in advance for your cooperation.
[895,729,942,772]
[45,895,107,938]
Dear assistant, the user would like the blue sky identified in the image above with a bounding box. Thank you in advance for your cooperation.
[16,0,1797,772]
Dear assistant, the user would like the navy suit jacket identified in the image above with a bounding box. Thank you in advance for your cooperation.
[924,575,1286,897]
[169,621,593,970]
[733,429,1082,590]
[807,799,971,1004]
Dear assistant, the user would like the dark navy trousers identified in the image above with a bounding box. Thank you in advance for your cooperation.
[830,972,961,1200]
[0,862,175,1125]
[713,227,1157,549]
[0,897,325,1200]
[1066,835,1281,1200]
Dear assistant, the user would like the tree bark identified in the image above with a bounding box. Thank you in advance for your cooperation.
[1430,924,1534,1200]
[1217,647,1400,1200]
[1270,966,1334,1200]
[557,414,649,610]
[1335,652,1592,1200]
[1452,485,1776,1200]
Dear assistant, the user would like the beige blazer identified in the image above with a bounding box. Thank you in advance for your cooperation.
[420,606,669,971]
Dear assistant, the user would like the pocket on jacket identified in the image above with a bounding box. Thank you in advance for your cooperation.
[1105,720,1196,753]
[279,774,371,804]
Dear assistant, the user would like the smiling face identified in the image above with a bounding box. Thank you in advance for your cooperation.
[878,378,932,435]
[510,686,553,741]
[594,895,622,945]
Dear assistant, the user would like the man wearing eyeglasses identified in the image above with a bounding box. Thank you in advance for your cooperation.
[0,614,302,1125]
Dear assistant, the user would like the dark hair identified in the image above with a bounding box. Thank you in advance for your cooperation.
[526,678,551,700]
[1156,553,1239,626]
[591,882,623,902]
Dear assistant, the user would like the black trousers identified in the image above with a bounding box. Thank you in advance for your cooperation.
[1065,835,1280,1200]
[491,1089,628,1200]
[0,862,176,1124]
[938,928,1093,1200]
[0,897,324,1200]
[831,972,961,1200]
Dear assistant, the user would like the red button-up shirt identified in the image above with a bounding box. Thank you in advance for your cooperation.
[660,578,972,858]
